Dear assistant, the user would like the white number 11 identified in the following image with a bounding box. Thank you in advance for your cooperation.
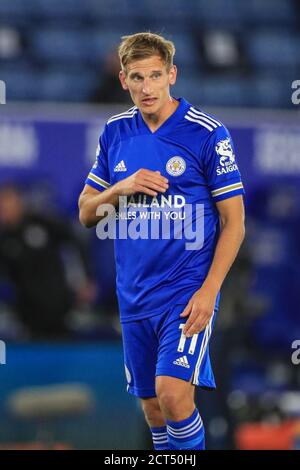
[177,324,199,355]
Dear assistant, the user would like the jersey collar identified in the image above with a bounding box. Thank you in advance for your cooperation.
[137,97,190,135]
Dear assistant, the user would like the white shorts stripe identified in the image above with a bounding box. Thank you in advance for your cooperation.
[193,314,214,386]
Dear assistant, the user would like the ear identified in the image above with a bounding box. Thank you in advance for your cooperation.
[119,70,128,90]
[168,65,177,86]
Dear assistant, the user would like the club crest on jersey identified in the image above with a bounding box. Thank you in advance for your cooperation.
[166,156,186,176]
[215,138,238,175]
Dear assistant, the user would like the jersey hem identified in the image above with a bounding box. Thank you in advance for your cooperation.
[119,288,220,323]
[119,287,208,323]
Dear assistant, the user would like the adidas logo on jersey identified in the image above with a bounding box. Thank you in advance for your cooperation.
[173,355,190,368]
[114,160,127,172]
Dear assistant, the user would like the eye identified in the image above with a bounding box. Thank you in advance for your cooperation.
[152,72,161,79]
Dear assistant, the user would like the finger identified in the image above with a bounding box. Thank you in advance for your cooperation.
[183,309,199,336]
[141,170,169,185]
[186,317,209,337]
[179,301,192,318]
[141,179,169,193]
[135,185,158,197]
[141,176,169,191]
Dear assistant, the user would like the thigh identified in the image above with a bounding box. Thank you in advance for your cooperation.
[121,318,158,398]
[156,303,218,390]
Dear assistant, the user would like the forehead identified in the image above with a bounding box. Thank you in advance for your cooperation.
[126,55,167,75]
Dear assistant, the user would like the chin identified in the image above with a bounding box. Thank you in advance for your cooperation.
[140,102,161,114]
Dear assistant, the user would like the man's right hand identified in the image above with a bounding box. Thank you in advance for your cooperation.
[114,169,169,197]
[79,169,169,228]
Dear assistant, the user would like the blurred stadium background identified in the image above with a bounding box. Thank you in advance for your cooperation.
[0,0,300,450]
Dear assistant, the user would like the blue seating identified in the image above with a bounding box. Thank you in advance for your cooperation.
[0,0,299,107]
[0,67,41,101]
[172,76,203,106]
[242,0,296,26]
[166,33,200,69]
[246,31,300,70]
[193,0,245,31]
[30,0,90,21]
[200,77,250,107]
[31,29,95,64]
[87,0,146,26]
[253,76,290,108]
[0,0,27,18]
[40,68,98,102]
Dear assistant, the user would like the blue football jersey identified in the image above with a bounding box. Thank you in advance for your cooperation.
[85,98,244,322]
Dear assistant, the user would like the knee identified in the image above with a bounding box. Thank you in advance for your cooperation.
[156,388,183,415]
[141,398,164,427]
[156,380,195,420]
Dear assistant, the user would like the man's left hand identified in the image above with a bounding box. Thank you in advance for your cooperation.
[180,285,217,337]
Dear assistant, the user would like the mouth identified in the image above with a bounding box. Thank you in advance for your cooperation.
[141,97,158,106]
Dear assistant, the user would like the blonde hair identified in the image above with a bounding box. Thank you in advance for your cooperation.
[118,32,176,73]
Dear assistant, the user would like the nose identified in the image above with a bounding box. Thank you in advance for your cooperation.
[142,77,152,95]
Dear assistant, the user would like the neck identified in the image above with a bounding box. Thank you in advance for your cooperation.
[141,97,179,132]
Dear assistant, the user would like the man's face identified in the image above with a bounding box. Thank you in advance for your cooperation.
[119,55,177,115]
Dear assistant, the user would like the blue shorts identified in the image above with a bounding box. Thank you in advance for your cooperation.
[121,303,218,398]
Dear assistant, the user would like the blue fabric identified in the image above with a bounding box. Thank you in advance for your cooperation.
[86,97,244,322]
[150,425,169,450]
[122,304,217,398]
[167,408,205,450]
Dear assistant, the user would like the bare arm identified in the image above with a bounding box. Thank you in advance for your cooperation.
[78,169,169,228]
[180,195,245,336]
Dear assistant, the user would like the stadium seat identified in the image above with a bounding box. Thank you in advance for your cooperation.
[199,77,251,107]
[253,76,291,108]
[0,67,42,101]
[165,33,201,69]
[246,31,300,70]
[30,0,90,21]
[242,0,296,26]
[87,0,146,26]
[31,29,97,64]
[142,0,196,23]
[0,0,27,19]
[193,0,245,31]
[172,76,203,106]
[39,69,98,102]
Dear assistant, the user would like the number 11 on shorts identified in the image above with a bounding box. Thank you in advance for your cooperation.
[178,324,199,355]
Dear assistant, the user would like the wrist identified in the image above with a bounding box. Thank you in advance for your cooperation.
[201,277,221,295]
[110,182,122,198]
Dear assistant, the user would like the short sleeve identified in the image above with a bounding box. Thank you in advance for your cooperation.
[202,125,245,202]
[85,125,111,192]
